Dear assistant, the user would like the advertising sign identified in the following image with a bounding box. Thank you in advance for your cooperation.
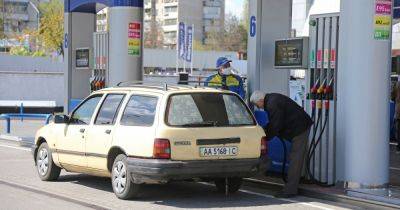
[330,49,336,69]
[128,22,141,56]
[310,50,315,68]
[374,0,392,40]
[185,25,193,62]
[317,50,322,68]
[178,22,186,59]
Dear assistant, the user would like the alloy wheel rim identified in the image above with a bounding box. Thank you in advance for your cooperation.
[37,148,49,176]
[113,161,127,194]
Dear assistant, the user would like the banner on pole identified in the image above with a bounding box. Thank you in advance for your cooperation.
[185,25,193,62]
[178,22,186,59]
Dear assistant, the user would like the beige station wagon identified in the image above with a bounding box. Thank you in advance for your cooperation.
[32,84,269,199]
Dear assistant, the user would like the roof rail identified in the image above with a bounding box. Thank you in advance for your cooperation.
[115,81,197,91]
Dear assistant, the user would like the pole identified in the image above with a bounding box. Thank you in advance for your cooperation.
[337,0,391,188]
[183,24,186,73]
[191,24,194,75]
[176,23,179,74]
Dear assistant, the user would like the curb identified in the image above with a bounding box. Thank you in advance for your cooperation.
[244,178,400,209]
[0,134,22,142]
[0,134,34,147]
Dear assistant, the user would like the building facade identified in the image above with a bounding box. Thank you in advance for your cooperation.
[0,0,41,37]
[144,0,225,48]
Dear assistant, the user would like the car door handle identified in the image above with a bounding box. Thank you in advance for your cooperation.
[105,129,111,134]
[79,128,85,133]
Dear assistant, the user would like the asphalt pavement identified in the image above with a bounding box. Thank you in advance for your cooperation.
[0,140,392,210]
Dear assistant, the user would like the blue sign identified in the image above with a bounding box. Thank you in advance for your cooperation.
[250,16,256,37]
[185,26,193,62]
[64,33,68,49]
[178,22,186,60]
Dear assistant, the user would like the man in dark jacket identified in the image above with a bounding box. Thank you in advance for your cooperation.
[250,91,313,198]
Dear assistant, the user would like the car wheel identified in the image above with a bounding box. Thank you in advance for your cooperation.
[36,142,61,181]
[215,177,243,194]
[111,154,140,200]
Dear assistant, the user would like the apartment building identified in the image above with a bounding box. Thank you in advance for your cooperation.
[144,0,225,48]
[0,0,41,37]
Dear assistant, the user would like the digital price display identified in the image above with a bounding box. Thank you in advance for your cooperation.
[274,38,309,69]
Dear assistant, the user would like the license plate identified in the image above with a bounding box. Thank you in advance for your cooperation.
[199,146,238,157]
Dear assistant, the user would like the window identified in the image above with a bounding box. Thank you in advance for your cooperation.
[164,6,177,13]
[120,95,158,126]
[95,94,125,125]
[164,19,177,26]
[70,95,103,125]
[166,93,255,127]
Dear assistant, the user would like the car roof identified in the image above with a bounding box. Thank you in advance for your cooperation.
[93,83,231,95]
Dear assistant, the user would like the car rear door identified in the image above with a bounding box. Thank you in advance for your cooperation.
[113,94,159,158]
[85,93,126,171]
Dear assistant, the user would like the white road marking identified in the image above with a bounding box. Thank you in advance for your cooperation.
[199,182,334,210]
[0,144,30,151]
[0,143,356,209]
[390,167,400,171]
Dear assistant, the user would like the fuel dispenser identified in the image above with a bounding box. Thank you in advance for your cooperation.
[305,13,339,186]
[91,32,109,92]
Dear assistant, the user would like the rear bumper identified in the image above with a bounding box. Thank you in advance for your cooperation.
[126,156,270,184]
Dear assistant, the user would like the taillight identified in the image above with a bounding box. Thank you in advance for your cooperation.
[153,139,171,159]
[261,137,268,156]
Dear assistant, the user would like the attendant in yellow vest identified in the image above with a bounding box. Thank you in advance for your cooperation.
[205,57,245,99]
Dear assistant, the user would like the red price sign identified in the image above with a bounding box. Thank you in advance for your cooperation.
[376,3,392,15]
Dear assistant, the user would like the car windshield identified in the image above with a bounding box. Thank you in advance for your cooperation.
[166,93,256,127]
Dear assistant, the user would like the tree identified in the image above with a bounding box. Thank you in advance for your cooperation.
[144,0,164,48]
[196,14,248,52]
[38,0,63,55]
[241,0,249,34]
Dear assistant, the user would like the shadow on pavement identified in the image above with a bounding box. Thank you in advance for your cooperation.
[57,174,290,209]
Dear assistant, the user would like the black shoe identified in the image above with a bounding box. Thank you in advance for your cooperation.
[274,191,297,198]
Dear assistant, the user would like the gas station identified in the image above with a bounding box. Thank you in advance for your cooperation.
[62,0,396,202]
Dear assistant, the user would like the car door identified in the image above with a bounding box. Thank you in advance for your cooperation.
[86,93,126,171]
[113,94,159,157]
[57,94,103,168]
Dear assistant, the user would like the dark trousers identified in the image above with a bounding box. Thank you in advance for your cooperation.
[282,128,310,194]
[397,120,400,150]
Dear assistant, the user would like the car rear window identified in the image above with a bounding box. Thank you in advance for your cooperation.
[166,93,256,127]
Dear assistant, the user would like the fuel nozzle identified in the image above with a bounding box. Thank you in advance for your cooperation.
[317,78,327,95]
[309,78,320,100]
[324,78,334,100]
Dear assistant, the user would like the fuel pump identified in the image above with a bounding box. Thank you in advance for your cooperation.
[305,13,339,186]
[91,32,109,92]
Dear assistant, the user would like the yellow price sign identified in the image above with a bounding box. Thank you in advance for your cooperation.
[374,15,391,27]
[128,39,140,47]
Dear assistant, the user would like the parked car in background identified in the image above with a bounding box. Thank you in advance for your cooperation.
[32,84,269,199]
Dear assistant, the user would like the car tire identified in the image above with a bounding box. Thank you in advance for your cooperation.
[215,177,243,194]
[111,154,140,200]
[36,142,61,181]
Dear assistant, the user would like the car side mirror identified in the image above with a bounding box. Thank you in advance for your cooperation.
[54,115,69,124]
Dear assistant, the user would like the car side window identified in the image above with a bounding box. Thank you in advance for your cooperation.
[70,95,103,125]
[94,94,125,125]
[120,95,158,127]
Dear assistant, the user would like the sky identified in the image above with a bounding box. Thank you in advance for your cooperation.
[225,0,245,19]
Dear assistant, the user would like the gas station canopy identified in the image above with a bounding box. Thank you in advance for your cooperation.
[64,0,143,13]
